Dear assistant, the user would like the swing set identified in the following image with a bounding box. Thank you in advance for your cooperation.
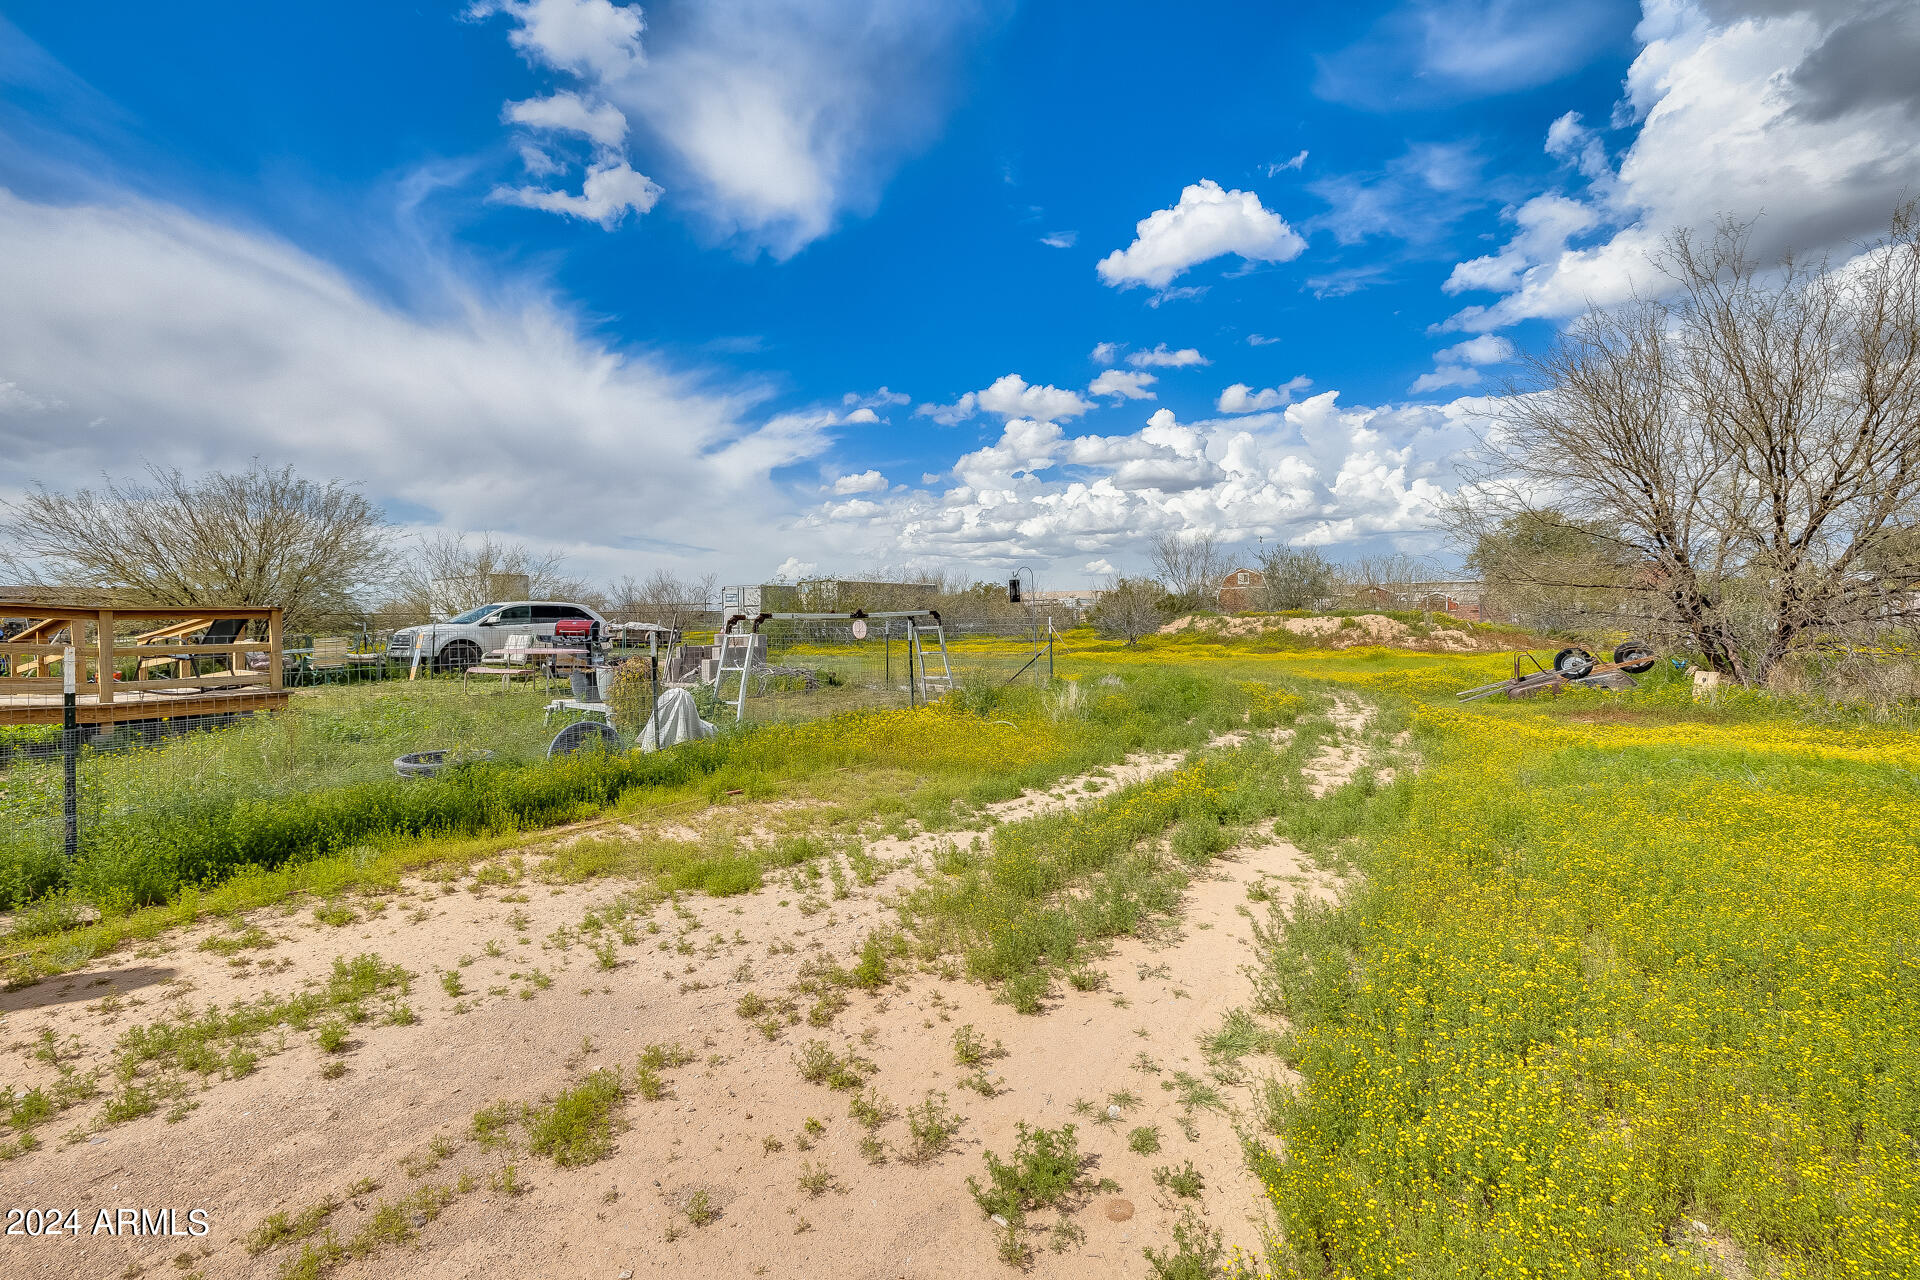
[710,610,954,720]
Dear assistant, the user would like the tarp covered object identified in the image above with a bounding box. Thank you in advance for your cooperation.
[638,686,717,752]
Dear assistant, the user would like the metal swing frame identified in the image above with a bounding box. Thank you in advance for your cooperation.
[711,609,953,719]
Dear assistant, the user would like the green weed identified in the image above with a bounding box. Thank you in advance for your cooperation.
[967,1122,1085,1228]
[523,1068,628,1167]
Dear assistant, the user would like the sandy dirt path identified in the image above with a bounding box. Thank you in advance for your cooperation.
[0,734,1361,1280]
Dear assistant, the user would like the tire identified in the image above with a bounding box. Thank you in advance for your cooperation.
[548,720,620,760]
[1552,647,1595,679]
[1612,640,1657,674]
[395,748,495,778]
[435,640,481,675]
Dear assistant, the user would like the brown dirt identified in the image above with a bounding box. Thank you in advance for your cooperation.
[1158,613,1504,652]
[0,744,1351,1280]
[1303,698,1374,798]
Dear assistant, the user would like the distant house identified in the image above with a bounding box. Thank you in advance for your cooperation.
[1357,580,1484,621]
[1218,567,1265,612]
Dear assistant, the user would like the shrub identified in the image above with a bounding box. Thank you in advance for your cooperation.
[902,1091,963,1164]
[795,1041,875,1091]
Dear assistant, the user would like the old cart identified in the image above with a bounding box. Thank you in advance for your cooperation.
[1456,641,1658,702]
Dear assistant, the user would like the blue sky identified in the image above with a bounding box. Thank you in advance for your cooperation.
[2,1,1916,585]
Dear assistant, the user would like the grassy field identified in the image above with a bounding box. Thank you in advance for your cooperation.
[1251,655,1920,1279]
[3,626,1914,1277]
[0,656,1289,964]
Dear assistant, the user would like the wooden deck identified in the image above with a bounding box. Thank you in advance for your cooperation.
[0,601,287,727]
[0,685,291,727]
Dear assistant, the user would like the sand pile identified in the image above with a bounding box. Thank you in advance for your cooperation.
[1158,612,1495,652]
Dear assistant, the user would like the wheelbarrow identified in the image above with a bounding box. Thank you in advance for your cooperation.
[1457,641,1658,702]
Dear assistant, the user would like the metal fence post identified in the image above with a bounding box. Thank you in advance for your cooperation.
[62,644,78,862]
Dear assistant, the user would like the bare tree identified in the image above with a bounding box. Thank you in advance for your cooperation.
[1337,552,1443,607]
[1092,576,1169,645]
[384,532,574,623]
[1258,547,1338,610]
[614,569,716,632]
[0,462,391,631]
[605,574,648,618]
[1452,203,1920,684]
[1147,531,1225,611]
[1673,207,1920,677]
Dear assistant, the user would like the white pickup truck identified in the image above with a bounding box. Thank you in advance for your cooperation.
[386,601,608,673]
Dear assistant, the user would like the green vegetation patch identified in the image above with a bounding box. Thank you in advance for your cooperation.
[1255,667,1920,1279]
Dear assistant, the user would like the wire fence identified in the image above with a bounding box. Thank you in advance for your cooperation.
[701,615,1056,723]
[0,617,1062,890]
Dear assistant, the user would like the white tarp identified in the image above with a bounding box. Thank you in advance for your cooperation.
[638,686,717,752]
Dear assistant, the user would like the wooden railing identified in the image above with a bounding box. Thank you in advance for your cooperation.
[0,603,283,705]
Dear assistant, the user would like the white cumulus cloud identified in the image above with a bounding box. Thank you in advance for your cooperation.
[503,90,629,149]
[792,389,1480,570]
[831,470,887,494]
[1096,180,1306,290]
[914,391,977,425]
[1126,344,1209,369]
[919,374,1094,424]
[772,555,817,581]
[1443,1,1920,332]
[1217,377,1312,413]
[978,374,1094,421]
[490,160,662,227]
[1088,370,1158,400]
[1410,334,1515,393]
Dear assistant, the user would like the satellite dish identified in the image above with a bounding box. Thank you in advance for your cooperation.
[851,619,868,640]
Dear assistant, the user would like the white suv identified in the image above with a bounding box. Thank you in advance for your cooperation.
[386,601,608,673]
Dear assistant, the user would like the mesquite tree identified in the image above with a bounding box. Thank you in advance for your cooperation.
[1147,531,1224,613]
[0,462,391,631]
[1453,205,1920,684]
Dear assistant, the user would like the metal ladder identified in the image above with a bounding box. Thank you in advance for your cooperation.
[712,631,758,719]
[906,619,954,702]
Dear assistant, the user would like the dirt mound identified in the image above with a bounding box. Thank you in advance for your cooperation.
[1158,612,1498,652]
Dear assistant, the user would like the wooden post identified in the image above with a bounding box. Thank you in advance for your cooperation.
[97,609,114,706]
[267,608,284,692]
